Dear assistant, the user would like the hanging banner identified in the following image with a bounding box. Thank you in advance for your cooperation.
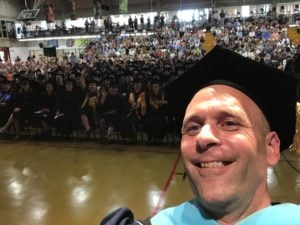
[44,4,54,23]
[69,0,76,20]
[119,0,128,13]
[93,0,101,19]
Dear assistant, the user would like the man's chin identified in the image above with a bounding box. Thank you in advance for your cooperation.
[197,195,235,214]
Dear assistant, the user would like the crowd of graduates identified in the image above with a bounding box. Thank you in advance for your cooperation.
[0,15,299,143]
[0,52,190,143]
[0,61,181,143]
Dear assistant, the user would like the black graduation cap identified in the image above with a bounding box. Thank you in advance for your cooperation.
[166,46,298,151]
[64,77,75,85]
[0,75,7,83]
[133,75,143,83]
[45,79,55,86]
[87,78,99,86]
[56,70,63,75]
[13,73,21,81]
[152,75,160,83]
[20,76,30,84]
[109,80,119,88]
[37,74,45,80]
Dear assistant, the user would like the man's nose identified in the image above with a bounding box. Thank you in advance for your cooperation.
[195,124,220,152]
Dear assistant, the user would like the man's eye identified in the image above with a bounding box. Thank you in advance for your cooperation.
[183,124,202,136]
[221,120,240,130]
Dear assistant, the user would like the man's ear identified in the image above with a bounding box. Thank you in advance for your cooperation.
[265,131,280,166]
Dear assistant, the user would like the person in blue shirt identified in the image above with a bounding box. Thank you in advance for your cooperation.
[100,46,300,225]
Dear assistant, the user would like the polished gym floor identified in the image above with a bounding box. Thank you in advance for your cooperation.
[0,140,299,225]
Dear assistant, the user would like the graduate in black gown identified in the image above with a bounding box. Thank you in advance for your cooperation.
[54,78,81,138]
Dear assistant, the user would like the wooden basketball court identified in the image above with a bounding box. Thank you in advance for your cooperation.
[0,140,299,225]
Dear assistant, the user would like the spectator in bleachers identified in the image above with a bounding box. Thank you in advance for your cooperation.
[85,19,89,33]
[140,15,144,30]
[160,14,165,28]
[69,52,77,66]
[128,16,133,30]
[134,16,138,30]
[146,16,151,31]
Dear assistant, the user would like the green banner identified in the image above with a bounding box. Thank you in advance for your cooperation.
[119,0,128,13]
[75,38,86,47]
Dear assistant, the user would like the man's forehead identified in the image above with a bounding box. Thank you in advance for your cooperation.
[188,85,260,114]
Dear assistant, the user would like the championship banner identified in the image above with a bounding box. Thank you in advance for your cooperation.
[119,0,128,13]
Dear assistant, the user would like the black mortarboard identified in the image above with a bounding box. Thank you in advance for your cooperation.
[20,76,30,84]
[37,74,45,80]
[65,78,75,85]
[109,80,118,88]
[166,46,298,151]
[87,78,99,86]
[45,79,55,86]
[0,75,7,83]
[133,77,142,83]
[56,70,63,75]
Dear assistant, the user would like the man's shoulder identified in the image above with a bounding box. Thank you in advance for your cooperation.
[150,199,218,225]
[99,203,300,225]
[151,202,300,225]
[239,203,300,225]
[261,203,300,215]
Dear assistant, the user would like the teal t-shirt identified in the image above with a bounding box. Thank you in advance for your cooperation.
[150,199,300,225]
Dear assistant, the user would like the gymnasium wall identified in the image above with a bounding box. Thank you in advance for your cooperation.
[0,0,24,20]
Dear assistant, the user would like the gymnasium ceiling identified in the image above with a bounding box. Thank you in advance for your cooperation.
[20,0,299,20]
